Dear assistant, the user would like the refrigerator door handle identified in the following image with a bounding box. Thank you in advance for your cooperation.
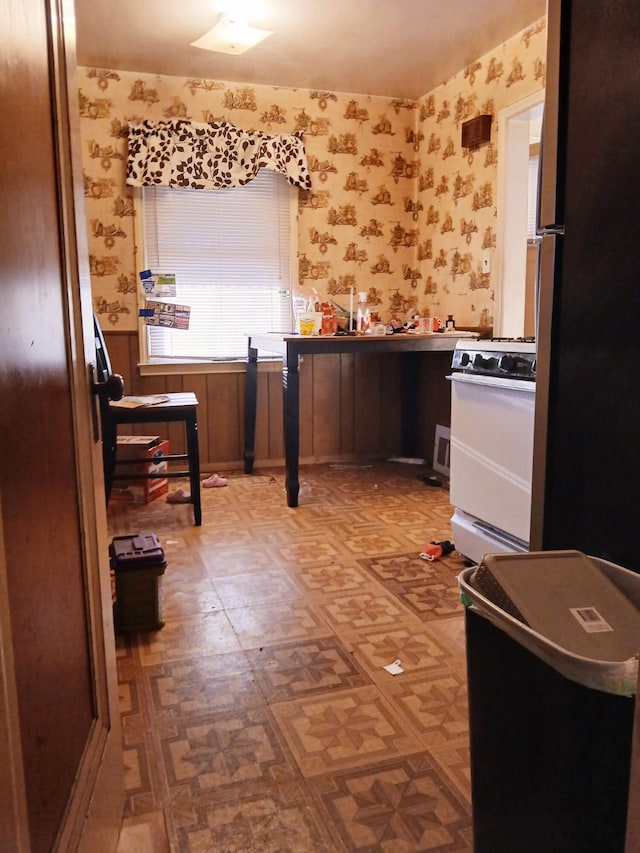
[538,0,563,231]
[535,233,557,380]
[530,233,558,551]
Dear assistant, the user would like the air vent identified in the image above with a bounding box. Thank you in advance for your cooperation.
[433,425,451,477]
[461,114,492,150]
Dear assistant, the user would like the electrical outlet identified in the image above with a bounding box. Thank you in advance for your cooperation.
[482,253,491,273]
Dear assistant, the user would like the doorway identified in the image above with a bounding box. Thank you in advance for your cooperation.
[495,91,544,339]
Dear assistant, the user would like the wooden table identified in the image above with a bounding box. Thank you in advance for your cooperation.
[244,331,476,507]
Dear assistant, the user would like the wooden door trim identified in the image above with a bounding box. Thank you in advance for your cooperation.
[47,0,124,849]
[0,492,30,852]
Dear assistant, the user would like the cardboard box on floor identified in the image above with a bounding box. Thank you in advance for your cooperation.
[111,436,169,504]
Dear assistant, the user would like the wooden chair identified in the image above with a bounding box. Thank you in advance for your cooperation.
[93,316,202,525]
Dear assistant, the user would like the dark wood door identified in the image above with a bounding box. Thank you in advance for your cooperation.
[0,0,123,849]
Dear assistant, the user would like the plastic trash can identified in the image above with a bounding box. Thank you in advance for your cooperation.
[457,550,640,853]
[110,533,166,632]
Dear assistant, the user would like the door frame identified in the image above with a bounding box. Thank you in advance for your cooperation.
[50,0,124,848]
[494,88,544,338]
[0,0,124,848]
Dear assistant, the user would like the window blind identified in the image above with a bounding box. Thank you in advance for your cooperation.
[140,170,294,361]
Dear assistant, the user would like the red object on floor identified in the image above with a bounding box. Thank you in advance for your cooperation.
[420,540,455,561]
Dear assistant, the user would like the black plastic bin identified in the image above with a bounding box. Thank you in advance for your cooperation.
[458,551,639,853]
[110,533,166,632]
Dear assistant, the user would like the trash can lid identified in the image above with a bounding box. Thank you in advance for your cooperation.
[469,550,639,663]
[458,552,640,696]
[110,533,165,568]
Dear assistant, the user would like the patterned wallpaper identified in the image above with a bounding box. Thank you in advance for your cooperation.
[78,17,546,332]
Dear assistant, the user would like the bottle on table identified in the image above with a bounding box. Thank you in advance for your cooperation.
[356,292,371,334]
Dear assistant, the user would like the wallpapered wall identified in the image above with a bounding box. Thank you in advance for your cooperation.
[79,17,546,333]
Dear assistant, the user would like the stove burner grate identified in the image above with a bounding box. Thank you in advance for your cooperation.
[491,336,535,343]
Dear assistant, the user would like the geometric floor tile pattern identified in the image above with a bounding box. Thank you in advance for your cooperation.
[270,684,425,776]
[358,553,463,621]
[111,461,473,852]
[312,754,472,851]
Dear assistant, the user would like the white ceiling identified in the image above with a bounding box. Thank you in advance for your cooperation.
[74,0,546,100]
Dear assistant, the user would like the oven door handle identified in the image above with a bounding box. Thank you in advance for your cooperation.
[446,373,536,393]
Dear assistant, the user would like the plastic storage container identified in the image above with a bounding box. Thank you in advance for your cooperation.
[110,533,166,632]
[458,550,639,853]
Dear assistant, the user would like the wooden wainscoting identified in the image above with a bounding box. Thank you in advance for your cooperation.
[104,330,452,470]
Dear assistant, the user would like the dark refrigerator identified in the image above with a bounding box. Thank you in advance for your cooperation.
[463,3,640,851]
[530,0,640,571]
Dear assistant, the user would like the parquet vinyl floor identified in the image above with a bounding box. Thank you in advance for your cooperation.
[110,462,473,852]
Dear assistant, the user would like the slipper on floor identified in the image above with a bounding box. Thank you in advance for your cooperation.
[167,488,191,504]
[202,473,227,488]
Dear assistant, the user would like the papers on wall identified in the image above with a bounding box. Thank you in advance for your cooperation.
[138,270,190,329]
[142,300,191,330]
[139,270,177,297]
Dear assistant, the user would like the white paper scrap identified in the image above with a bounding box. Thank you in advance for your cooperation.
[383,659,404,675]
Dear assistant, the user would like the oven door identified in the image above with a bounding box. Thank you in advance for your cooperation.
[448,372,536,547]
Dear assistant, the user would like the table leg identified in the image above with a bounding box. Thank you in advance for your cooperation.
[100,400,117,501]
[186,413,202,526]
[282,349,300,508]
[244,341,258,474]
[401,351,420,457]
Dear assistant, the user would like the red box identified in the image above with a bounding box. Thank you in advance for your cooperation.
[110,436,170,504]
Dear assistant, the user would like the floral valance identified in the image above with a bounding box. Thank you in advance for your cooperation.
[126,119,311,191]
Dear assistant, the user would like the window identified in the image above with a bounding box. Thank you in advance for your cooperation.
[137,169,296,363]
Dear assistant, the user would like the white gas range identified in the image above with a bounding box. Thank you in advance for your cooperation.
[447,338,536,565]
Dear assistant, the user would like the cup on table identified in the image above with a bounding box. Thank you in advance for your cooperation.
[298,311,323,335]
[298,312,315,335]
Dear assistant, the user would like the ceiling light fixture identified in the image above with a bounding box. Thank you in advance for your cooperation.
[190,14,273,56]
